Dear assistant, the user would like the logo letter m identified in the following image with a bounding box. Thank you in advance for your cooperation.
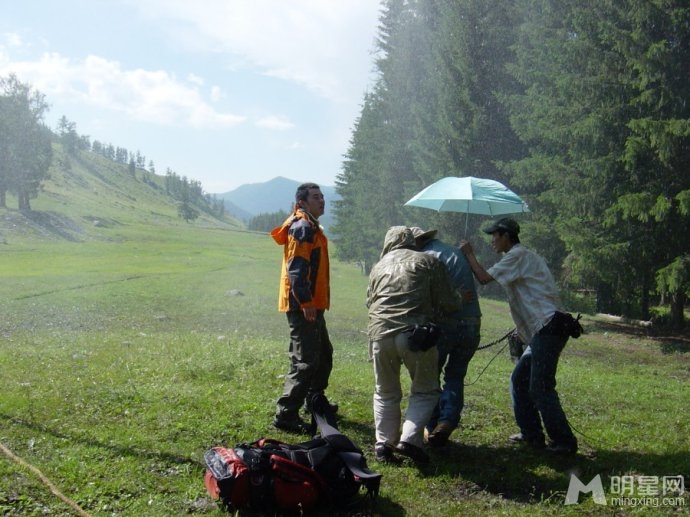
[565,474,607,505]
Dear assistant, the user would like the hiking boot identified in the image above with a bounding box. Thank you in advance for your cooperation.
[508,432,545,449]
[272,415,310,434]
[545,441,578,455]
[374,443,401,464]
[427,422,454,447]
[395,441,430,465]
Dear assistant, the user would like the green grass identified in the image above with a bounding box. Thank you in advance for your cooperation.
[1,219,689,516]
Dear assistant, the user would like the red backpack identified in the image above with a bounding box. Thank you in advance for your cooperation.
[203,413,381,513]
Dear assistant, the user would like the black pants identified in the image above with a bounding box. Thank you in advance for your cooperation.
[275,310,333,419]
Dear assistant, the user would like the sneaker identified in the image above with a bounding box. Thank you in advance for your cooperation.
[427,422,454,447]
[545,441,578,455]
[395,441,430,465]
[272,415,309,434]
[508,432,545,449]
[374,443,401,464]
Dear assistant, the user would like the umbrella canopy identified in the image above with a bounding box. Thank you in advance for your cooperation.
[404,176,529,216]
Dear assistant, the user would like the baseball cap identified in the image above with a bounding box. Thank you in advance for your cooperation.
[483,217,520,235]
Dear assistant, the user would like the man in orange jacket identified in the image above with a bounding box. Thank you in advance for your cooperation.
[270,182,337,433]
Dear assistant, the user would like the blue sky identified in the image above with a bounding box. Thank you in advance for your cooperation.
[0,0,382,193]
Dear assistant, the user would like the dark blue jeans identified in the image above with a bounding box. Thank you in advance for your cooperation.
[510,330,576,446]
[427,319,481,431]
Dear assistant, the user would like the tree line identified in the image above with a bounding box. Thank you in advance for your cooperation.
[332,0,689,328]
[0,73,224,220]
[246,210,291,233]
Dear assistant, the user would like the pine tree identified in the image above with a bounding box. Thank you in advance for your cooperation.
[505,0,690,322]
[0,74,52,210]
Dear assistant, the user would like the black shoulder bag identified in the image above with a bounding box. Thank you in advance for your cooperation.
[543,312,584,339]
[405,323,442,351]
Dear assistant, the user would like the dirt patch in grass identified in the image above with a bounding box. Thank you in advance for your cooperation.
[0,210,85,242]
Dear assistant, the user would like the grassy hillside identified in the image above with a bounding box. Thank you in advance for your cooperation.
[0,144,242,245]
[0,151,688,515]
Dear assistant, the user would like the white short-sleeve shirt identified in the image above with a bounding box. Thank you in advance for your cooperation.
[488,244,562,342]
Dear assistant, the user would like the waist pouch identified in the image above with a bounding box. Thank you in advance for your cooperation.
[540,312,583,339]
[404,323,442,352]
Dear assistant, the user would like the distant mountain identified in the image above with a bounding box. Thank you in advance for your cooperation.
[214,176,340,230]
[221,198,253,222]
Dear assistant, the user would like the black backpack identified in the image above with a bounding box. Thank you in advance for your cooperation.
[204,411,382,513]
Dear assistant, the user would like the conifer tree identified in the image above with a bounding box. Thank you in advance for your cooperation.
[0,74,52,210]
[505,0,689,322]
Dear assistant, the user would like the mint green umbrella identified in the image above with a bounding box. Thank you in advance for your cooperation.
[404,176,529,235]
[404,176,529,215]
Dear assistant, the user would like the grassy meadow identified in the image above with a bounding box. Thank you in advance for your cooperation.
[1,215,689,515]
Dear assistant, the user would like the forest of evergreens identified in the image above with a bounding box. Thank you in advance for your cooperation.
[332,0,689,328]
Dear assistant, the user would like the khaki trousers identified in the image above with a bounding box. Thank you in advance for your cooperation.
[371,332,440,448]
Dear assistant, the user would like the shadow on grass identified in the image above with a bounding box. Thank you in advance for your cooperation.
[232,498,405,517]
[0,412,197,468]
[652,334,690,355]
[423,440,689,504]
[590,320,690,355]
[2,412,406,516]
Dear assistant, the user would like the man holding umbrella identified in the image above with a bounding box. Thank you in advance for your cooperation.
[459,217,578,455]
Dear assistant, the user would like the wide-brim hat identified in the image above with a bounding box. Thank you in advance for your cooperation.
[409,227,438,241]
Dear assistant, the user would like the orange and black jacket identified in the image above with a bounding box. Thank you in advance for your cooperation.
[271,209,330,312]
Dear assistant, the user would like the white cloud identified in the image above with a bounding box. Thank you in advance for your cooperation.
[210,85,223,102]
[255,115,295,131]
[0,52,246,129]
[0,1,382,191]
[187,73,204,86]
[126,0,381,104]
[3,32,23,48]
